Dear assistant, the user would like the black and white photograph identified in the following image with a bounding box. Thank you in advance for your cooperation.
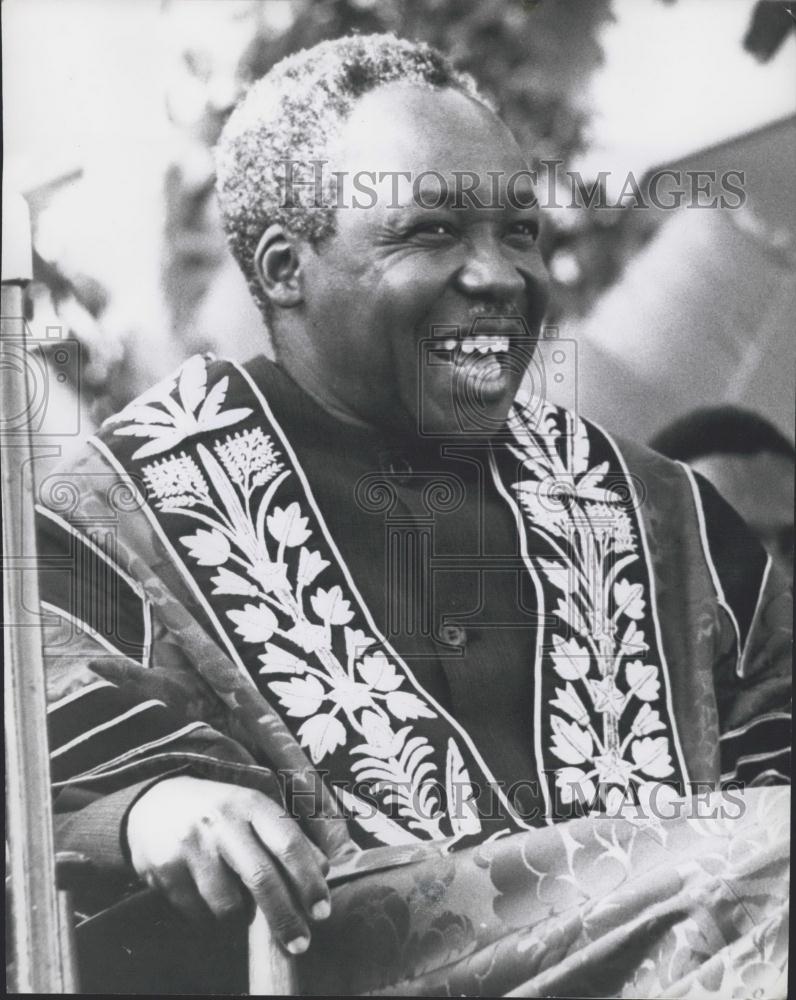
[2,0,793,995]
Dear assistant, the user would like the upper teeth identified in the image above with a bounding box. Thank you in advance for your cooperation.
[443,335,509,354]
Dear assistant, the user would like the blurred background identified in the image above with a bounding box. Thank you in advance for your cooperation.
[3,0,795,467]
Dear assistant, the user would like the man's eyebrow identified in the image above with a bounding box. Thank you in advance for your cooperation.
[386,198,540,217]
[387,183,458,211]
[380,173,541,214]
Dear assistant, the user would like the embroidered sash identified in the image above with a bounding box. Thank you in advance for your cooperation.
[94,355,688,847]
[494,397,690,818]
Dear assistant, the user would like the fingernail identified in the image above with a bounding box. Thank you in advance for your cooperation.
[286,935,310,955]
[311,899,331,921]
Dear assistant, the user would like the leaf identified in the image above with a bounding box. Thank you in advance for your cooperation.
[196,445,247,529]
[602,786,637,818]
[555,766,596,806]
[355,710,406,759]
[258,642,310,675]
[614,579,645,621]
[631,703,665,738]
[106,375,176,422]
[350,760,399,782]
[550,683,590,725]
[130,430,188,460]
[343,627,375,663]
[267,502,311,548]
[399,736,434,776]
[114,404,174,426]
[178,355,208,414]
[538,558,573,596]
[386,690,436,721]
[211,567,256,596]
[445,738,482,837]
[296,548,329,588]
[334,787,422,846]
[619,622,647,656]
[575,461,609,496]
[131,374,178,408]
[269,675,325,717]
[553,596,587,634]
[311,585,354,625]
[357,651,402,692]
[625,661,660,702]
[631,736,674,778]
[203,407,254,430]
[297,713,346,762]
[197,375,228,423]
[180,528,230,566]
[507,444,551,482]
[550,714,593,765]
[570,420,590,475]
[115,423,172,438]
[227,602,278,643]
[551,636,590,681]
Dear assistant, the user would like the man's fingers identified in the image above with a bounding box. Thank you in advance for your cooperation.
[152,863,211,924]
[187,852,248,921]
[309,839,331,877]
[248,799,331,922]
[216,824,311,953]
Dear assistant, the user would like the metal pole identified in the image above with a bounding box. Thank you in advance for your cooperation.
[3,191,78,992]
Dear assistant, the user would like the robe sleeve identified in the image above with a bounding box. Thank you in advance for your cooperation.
[690,472,792,786]
[38,507,284,879]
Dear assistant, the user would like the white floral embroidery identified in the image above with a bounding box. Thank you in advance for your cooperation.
[215,428,284,489]
[109,355,253,460]
[143,453,211,510]
[509,400,677,808]
[132,367,478,842]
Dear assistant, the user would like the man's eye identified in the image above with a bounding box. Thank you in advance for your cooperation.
[507,221,538,240]
[411,222,455,238]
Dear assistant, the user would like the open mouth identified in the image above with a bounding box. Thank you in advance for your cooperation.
[442,336,511,398]
[431,323,530,402]
[441,333,510,356]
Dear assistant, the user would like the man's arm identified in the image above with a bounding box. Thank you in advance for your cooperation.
[715,557,792,786]
[690,472,792,784]
[46,635,332,953]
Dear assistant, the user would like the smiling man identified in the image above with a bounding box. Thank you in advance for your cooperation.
[39,34,790,996]
[237,81,549,436]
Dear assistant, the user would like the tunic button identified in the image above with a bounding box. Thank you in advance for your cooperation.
[440,624,467,647]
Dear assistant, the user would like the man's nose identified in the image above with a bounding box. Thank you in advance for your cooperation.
[454,241,526,302]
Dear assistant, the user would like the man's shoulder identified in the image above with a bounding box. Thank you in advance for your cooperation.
[91,353,276,463]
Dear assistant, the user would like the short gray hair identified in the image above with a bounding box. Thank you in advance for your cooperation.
[214,32,486,323]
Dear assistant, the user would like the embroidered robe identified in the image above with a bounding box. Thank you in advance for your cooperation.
[39,354,791,994]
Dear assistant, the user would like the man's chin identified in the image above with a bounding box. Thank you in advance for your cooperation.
[415,390,515,439]
[414,344,524,435]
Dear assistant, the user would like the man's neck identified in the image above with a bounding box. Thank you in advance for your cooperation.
[271,345,385,433]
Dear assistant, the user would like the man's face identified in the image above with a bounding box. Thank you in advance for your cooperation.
[289,83,550,436]
[691,451,795,574]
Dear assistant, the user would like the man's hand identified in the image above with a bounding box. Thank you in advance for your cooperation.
[126,775,331,954]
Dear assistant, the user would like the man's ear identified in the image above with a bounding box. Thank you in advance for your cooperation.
[253,224,304,309]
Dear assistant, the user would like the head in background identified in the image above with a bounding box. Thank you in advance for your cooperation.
[650,406,794,574]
